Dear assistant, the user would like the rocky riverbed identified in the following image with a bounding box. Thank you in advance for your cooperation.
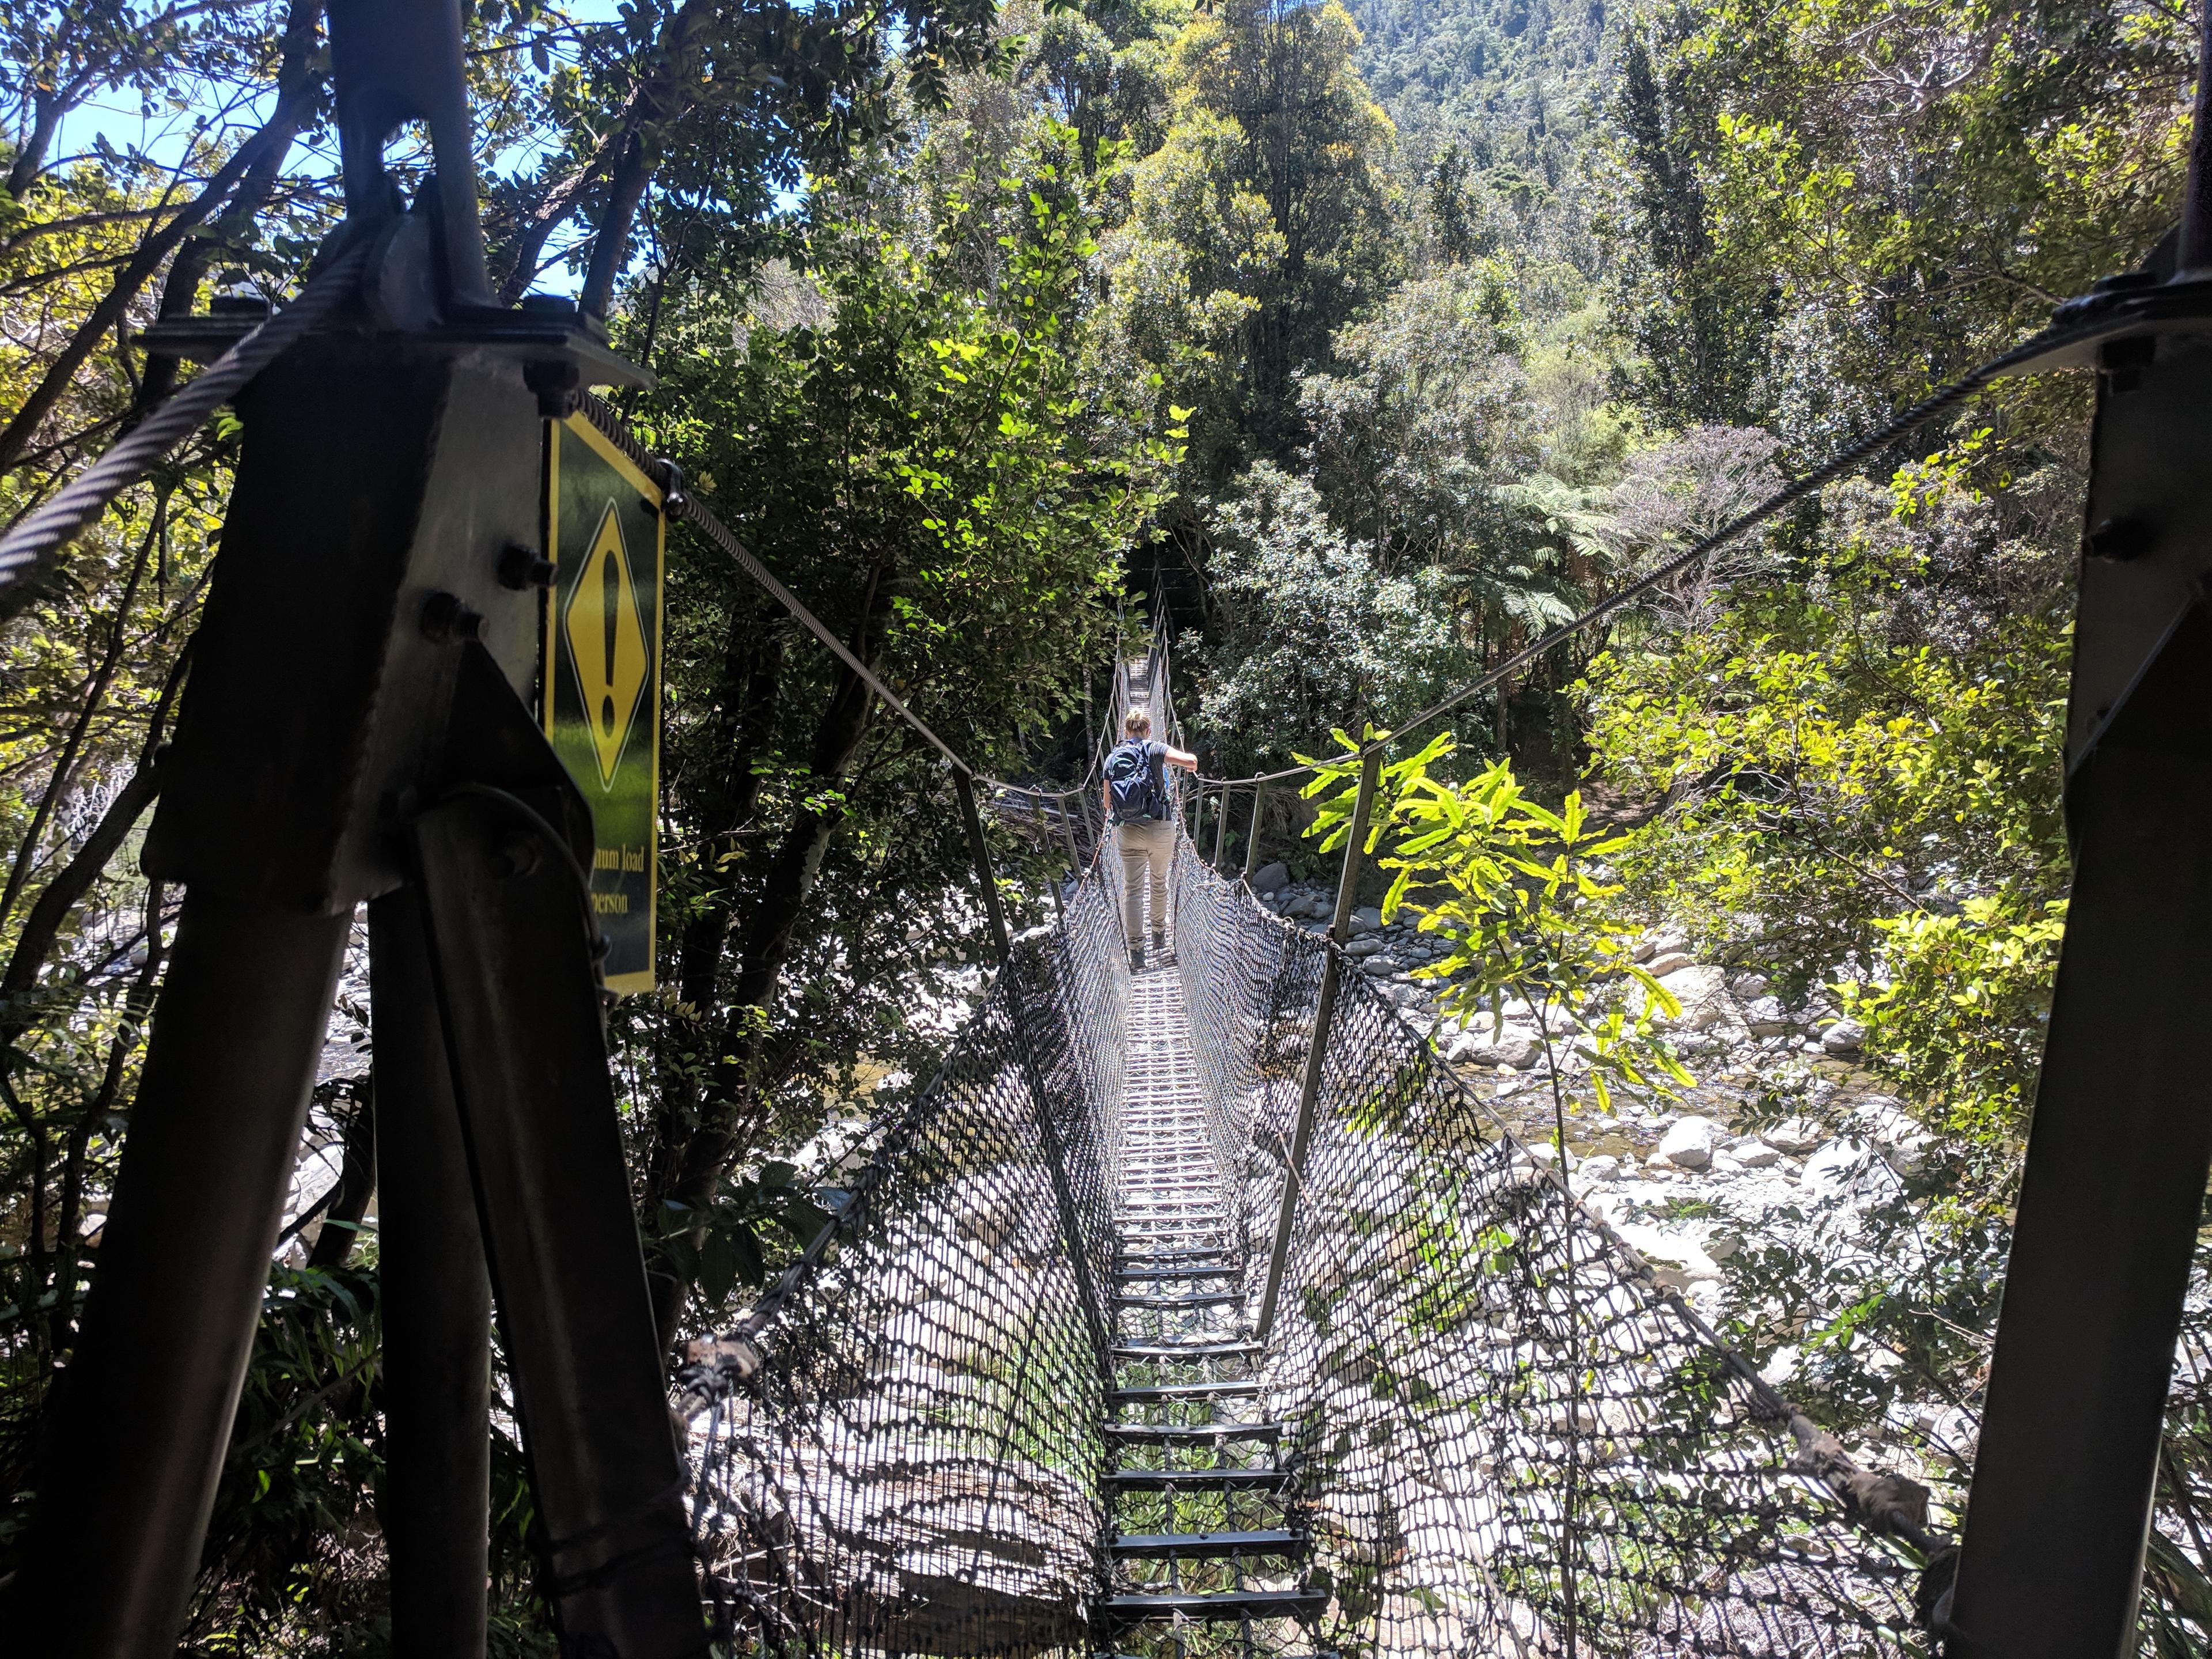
[1248,867,1963,1456]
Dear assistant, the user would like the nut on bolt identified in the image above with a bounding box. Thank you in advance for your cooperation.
[492,837,540,880]
[2084,517,2153,563]
[421,590,485,643]
[498,544,555,590]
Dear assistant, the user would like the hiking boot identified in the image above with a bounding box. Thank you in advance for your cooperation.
[1130,944,1146,972]
[1151,931,1168,962]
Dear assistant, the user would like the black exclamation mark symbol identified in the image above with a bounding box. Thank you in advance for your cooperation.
[601,548,619,740]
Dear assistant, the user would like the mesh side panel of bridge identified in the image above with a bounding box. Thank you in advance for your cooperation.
[680,875,1124,1657]
[677,838,1923,1656]
[1171,840,1922,1658]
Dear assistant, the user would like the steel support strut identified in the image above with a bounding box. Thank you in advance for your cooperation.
[1945,130,2212,1645]
[8,895,350,1656]
[1945,601,2212,1657]
[1255,747,1381,1343]
[372,893,495,1658]
[411,784,703,1656]
[4,26,696,1633]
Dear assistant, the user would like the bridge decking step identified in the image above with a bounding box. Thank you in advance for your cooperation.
[1104,1467,1288,1491]
[1104,1421,1280,1442]
[1112,1340,1255,1360]
[1109,1528,1301,1559]
[1118,1246,1234,1263]
[1116,1228,1227,1237]
[1111,1291,1242,1309]
[1113,1268,1238,1283]
[1119,1169,1221,1179]
[1099,1589,1328,1625]
[1111,1381,1262,1404]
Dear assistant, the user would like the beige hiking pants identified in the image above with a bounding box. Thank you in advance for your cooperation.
[1116,816,1175,947]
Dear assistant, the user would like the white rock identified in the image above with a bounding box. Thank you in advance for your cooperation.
[1743,995,1790,1036]
[1728,972,1770,999]
[1448,1026,1543,1070]
[1252,861,1290,894]
[1821,1018,1867,1055]
[1643,965,1748,1037]
[1851,1097,1934,1174]
[1761,1116,1825,1154]
[1799,1137,1877,1196]
[1709,1151,1746,1177]
[1733,1141,1780,1169]
[1350,905,1383,934]
[1644,950,1695,979]
[1653,1115,1722,1170]
[1614,1222,1721,1289]
[1343,935,1384,957]
[1760,1344,1801,1388]
[1578,1154,1620,1183]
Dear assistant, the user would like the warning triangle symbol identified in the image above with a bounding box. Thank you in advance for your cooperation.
[563,501,651,789]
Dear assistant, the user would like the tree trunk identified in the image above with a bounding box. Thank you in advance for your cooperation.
[494,162,597,306]
[7,76,90,200]
[0,638,185,1051]
[0,84,314,476]
[0,500,162,933]
[0,764,161,1052]
[581,132,653,321]
[47,877,169,1354]
[306,1083,378,1268]
[132,0,326,419]
[574,0,718,320]
[644,575,890,1354]
[674,622,785,1011]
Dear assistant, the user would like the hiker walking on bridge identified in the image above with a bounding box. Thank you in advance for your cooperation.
[1105,708,1196,971]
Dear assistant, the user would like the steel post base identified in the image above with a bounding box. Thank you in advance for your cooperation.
[4,893,350,1657]
[1945,613,2212,1656]
[413,787,704,1659]
[372,894,495,1659]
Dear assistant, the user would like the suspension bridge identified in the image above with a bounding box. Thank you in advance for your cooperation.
[670,643,1934,1658]
[6,4,2212,1650]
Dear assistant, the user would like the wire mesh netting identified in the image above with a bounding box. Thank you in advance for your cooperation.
[673,769,1934,1658]
[677,874,1126,1657]
[1168,838,1928,1658]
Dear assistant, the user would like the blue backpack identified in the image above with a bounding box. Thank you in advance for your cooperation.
[1105,739,1166,824]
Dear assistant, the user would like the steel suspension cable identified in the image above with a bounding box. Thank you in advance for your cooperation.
[0,237,375,620]
[1195,315,2107,790]
[578,395,1106,809]
[0,274,2092,813]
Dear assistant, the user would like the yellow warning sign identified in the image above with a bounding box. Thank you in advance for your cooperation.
[544,415,663,995]
[563,501,653,788]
